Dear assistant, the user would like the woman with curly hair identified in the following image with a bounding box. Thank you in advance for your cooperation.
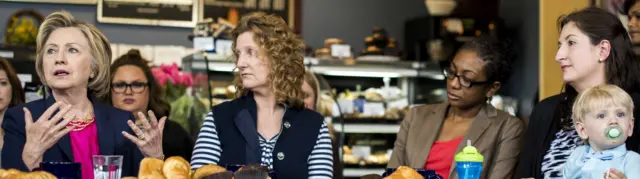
[388,36,524,179]
[190,12,333,178]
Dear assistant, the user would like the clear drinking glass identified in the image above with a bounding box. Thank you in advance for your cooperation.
[92,155,123,179]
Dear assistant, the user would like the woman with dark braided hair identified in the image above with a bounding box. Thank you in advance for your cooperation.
[517,7,640,179]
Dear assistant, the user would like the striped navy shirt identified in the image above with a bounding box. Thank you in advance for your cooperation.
[191,112,333,179]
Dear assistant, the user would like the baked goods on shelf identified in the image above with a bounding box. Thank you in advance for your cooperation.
[342,146,391,166]
[365,154,390,165]
[315,38,352,60]
[383,166,424,179]
[343,154,360,165]
[361,27,401,57]
[334,86,409,120]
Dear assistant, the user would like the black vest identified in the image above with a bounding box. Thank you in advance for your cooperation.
[212,93,324,179]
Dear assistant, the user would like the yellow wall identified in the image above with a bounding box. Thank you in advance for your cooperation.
[539,0,590,100]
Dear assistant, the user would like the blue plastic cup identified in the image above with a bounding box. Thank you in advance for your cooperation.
[456,161,482,179]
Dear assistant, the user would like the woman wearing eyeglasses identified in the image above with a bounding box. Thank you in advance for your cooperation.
[107,49,194,160]
[387,36,524,179]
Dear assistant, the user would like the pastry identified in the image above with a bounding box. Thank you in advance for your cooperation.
[365,154,390,165]
[0,168,25,178]
[192,164,227,179]
[22,171,57,179]
[383,166,423,179]
[343,146,353,154]
[162,156,191,179]
[315,48,331,57]
[324,38,344,48]
[365,36,374,45]
[364,91,384,102]
[343,154,360,164]
[0,169,7,178]
[138,158,164,179]
[366,46,381,53]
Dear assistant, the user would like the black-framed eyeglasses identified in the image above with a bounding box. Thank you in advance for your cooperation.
[443,69,492,88]
[112,82,148,94]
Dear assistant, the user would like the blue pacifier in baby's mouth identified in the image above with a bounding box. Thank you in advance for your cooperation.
[605,126,622,140]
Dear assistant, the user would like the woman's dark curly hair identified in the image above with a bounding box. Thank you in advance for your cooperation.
[231,12,306,109]
[556,7,640,129]
[625,0,640,14]
[0,57,25,108]
[106,49,171,118]
[455,35,514,84]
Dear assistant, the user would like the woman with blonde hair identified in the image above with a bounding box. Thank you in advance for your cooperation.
[1,11,164,178]
[301,70,342,178]
[190,12,333,178]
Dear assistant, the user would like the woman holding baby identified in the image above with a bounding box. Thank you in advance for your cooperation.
[517,7,640,179]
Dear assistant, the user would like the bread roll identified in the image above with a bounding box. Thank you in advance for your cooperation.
[192,164,227,179]
[343,154,359,164]
[383,166,423,179]
[138,172,164,179]
[162,156,191,179]
[0,169,7,178]
[1,169,25,178]
[138,158,165,179]
[22,171,57,179]
[324,38,344,48]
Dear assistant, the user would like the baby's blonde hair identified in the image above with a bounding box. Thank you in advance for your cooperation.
[572,84,634,124]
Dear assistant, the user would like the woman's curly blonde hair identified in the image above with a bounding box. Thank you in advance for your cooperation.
[231,12,306,109]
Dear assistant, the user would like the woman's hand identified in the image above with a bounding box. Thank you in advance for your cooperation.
[606,169,627,179]
[122,111,166,159]
[22,102,74,171]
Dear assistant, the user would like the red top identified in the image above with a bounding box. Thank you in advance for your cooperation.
[424,137,464,179]
[69,119,101,179]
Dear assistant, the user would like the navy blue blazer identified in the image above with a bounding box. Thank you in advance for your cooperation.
[1,95,143,177]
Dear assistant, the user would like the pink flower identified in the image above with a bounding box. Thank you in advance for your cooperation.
[173,72,185,85]
[161,63,180,77]
[152,68,167,87]
[166,75,176,85]
[181,73,193,87]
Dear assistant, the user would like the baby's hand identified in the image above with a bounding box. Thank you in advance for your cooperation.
[605,169,627,179]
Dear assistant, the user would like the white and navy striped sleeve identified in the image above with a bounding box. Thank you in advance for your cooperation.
[190,112,222,170]
[307,121,334,179]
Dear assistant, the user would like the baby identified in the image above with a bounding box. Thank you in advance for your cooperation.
[563,85,640,179]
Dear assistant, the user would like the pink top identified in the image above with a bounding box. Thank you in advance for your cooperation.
[68,120,100,179]
[425,137,464,179]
